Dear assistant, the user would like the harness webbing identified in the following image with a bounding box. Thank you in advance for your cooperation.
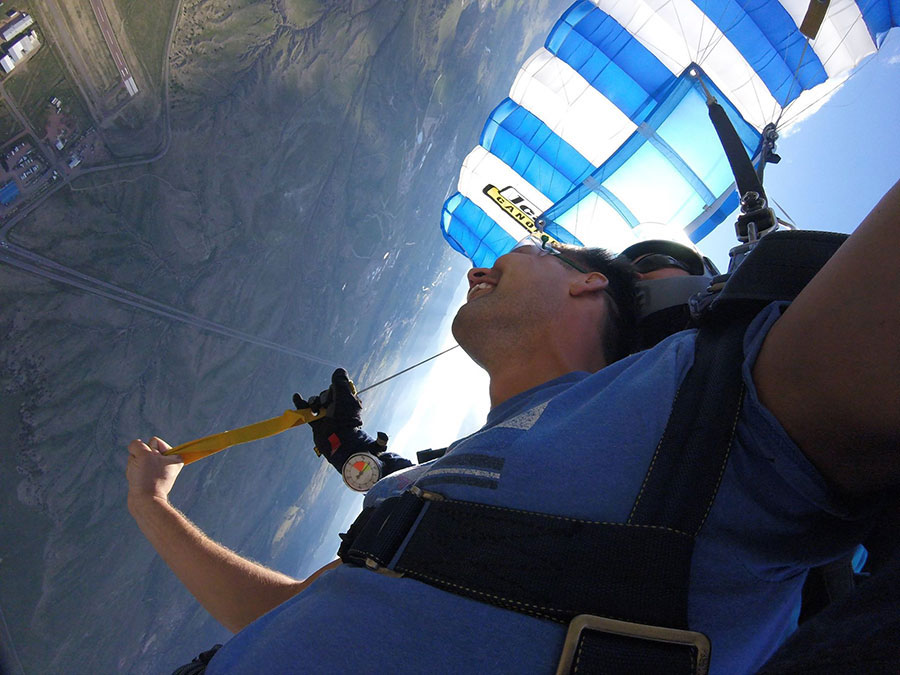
[707,100,767,205]
[629,319,748,536]
[338,317,752,673]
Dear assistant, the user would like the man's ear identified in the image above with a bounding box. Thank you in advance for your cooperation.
[569,272,609,297]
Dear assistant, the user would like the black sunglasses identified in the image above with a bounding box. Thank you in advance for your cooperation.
[631,253,692,275]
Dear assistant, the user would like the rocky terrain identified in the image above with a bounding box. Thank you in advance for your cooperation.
[0,0,568,671]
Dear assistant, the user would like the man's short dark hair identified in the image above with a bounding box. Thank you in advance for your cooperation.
[557,244,638,363]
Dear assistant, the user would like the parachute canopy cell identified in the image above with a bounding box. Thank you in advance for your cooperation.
[441,0,898,269]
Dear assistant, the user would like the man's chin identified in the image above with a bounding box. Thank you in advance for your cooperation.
[450,317,483,369]
[451,305,478,353]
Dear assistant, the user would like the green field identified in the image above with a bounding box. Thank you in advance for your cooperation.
[0,101,24,144]
[113,0,178,91]
[4,36,91,139]
[4,0,37,16]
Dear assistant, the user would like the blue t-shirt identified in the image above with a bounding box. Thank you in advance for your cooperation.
[207,304,872,674]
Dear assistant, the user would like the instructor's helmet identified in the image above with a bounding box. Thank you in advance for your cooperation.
[619,240,721,352]
[620,239,719,278]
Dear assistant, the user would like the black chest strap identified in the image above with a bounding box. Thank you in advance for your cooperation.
[338,317,751,674]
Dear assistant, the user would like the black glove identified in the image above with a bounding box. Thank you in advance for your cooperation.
[295,368,362,426]
[294,369,414,479]
[294,369,380,473]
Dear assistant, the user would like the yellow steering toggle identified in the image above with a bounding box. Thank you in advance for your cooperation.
[163,407,322,465]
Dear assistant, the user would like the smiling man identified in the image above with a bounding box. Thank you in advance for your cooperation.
[451,236,637,407]
[127,180,899,674]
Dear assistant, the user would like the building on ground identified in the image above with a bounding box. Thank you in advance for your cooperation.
[1,30,39,73]
[8,30,38,60]
[0,179,19,205]
[1,12,32,42]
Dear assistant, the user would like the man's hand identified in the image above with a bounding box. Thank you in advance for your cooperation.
[126,437,184,512]
[123,435,324,632]
[294,368,363,428]
[292,368,411,479]
[294,368,365,467]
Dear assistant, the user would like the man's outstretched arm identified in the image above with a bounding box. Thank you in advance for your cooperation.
[127,437,340,633]
[755,178,900,496]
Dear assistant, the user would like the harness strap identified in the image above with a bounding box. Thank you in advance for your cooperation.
[707,100,766,205]
[339,316,752,674]
[344,491,695,625]
[708,230,848,311]
[629,318,749,534]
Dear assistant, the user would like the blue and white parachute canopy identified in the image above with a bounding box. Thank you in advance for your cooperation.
[441,0,898,268]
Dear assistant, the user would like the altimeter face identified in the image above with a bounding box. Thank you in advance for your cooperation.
[342,453,383,492]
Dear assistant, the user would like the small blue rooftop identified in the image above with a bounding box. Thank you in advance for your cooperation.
[0,179,19,205]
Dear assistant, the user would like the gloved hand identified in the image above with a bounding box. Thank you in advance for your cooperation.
[293,368,377,473]
[294,368,414,479]
[294,368,362,427]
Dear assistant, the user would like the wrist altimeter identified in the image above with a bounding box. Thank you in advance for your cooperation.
[341,452,383,492]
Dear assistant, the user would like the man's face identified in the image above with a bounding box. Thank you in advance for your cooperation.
[451,243,580,365]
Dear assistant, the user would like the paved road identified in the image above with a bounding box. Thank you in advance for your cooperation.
[0,601,25,675]
[88,0,138,95]
[0,240,340,366]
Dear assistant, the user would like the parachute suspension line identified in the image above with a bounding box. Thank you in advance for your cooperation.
[771,195,798,228]
[695,24,718,67]
[355,344,460,395]
[689,0,770,127]
[692,69,716,106]
[632,6,687,77]
[777,9,867,131]
[818,11,866,74]
[669,1,694,69]
[693,2,707,64]
[695,0,734,70]
[776,53,872,130]
[775,39,812,130]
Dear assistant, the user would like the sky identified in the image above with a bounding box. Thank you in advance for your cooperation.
[378,29,900,463]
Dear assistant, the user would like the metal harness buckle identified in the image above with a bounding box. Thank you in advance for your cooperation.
[555,614,711,675]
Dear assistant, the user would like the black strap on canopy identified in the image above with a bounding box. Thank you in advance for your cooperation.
[338,316,752,674]
[693,68,779,245]
[707,101,767,205]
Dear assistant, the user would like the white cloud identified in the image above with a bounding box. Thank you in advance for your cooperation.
[888,54,900,66]
[777,73,848,136]
[385,275,490,461]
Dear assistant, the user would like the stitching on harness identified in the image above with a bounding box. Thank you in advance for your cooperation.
[627,383,684,523]
[399,568,565,622]
[694,384,744,537]
[395,567,639,627]
[573,634,586,674]
[440,498,692,538]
